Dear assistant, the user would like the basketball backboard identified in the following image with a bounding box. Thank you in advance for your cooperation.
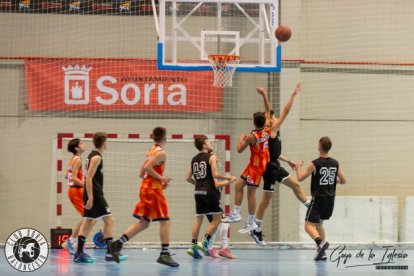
[157,0,281,72]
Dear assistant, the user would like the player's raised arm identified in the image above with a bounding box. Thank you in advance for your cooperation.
[85,155,101,209]
[256,87,271,127]
[296,160,315,182]
[143,151,170,185]
[337,166,347,184]
[237,134,255,153]
[185,165,196,185]
[70,158,84,186]
[271,82,301,132]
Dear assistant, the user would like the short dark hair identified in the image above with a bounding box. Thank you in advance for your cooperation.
[253,112,266,128]
[93,132,107,148]
[67,138,81,155]
[153,127,167,143]
[194,135,208,151]
[262,110,275,116]
[319,136,332,153]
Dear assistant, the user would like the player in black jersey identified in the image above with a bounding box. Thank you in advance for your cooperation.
[248,85,311,245]
[185,135,236,259]
[296,136,346,261]
[74,132,120,263]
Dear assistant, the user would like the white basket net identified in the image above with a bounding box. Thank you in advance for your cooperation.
[208,55,240,88]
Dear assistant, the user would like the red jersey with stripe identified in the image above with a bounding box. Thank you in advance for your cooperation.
[141,145,165,190]
[67,156,83,187]
[248,127,271,171]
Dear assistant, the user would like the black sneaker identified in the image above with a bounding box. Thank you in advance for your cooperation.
[320,251,327,261]
[108,241,123,263]
[314,241,329,261]
[157,252,180,267]
[250,230,266,246]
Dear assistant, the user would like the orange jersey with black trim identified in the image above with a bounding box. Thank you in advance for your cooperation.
[67,156,83,186]
[248,127,271,171]
[141,145,165,190]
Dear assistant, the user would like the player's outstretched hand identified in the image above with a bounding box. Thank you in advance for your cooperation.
[228,175,237,182]
[293,83,302,96]
[296,160,304,170]
[85,198,93,210]
[287,160,296,170]
[256,87,267,96]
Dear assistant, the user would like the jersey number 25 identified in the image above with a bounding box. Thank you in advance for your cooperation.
[319,167,337,185]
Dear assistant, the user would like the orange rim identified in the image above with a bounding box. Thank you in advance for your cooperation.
[208,54,240,63]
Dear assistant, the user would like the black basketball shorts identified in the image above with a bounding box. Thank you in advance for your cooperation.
[83,193,112,220]
[195,189,223,216]
[262,162,290,192]
[305,196,335,224]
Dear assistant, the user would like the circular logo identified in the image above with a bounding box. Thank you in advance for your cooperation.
[4,228,49,272]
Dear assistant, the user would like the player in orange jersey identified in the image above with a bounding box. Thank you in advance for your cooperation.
[108,127,179,267]
[62,138,95,254]
[228,85,301,233]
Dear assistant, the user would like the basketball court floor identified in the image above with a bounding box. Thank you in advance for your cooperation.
[1,248,413,275]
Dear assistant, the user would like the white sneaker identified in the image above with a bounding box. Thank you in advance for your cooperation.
[227,212,242,223]
[238,222,257,234]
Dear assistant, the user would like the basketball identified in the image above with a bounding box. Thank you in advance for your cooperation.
[275,25,292,42]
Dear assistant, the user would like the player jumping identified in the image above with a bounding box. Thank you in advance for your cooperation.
[296,136,346,261]
[108,127,179,267]
[228,84,300,234]
[185,136,236,259]
[74,132,117,263]
[249,85,311,245]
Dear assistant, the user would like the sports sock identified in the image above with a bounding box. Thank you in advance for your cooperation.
[233,206,241,214]
[204,234,212,241]
[191,239,197,245]
[69,236,77,243]
[219,223,229,249]
[105,237,113,254]
[254,218,263,232]
[209,231,217,249]
[221,238,229,249]
[77,236,86,254]
[247,214,255,224]
[315,237,322,247]
[119,234,129,244]
[161,244,170,254]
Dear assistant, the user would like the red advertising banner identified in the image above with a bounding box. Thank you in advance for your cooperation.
[25,59,222,112]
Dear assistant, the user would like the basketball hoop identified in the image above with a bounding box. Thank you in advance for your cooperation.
[208,54,240,88]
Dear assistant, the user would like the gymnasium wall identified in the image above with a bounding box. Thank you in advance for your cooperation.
[1,0,414,243]
[0,12,281,242]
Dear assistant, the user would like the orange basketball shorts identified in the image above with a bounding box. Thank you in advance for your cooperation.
[240,165,266,187]
[68,187,84,216]
[133,188,169,222]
